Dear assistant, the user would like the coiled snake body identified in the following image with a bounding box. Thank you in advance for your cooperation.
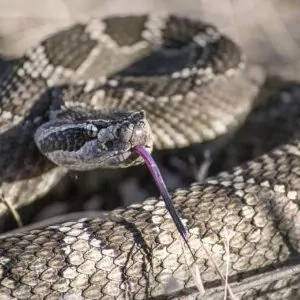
[0,14,300,299]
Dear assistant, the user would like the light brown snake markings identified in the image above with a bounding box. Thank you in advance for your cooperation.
[0,14,300,299]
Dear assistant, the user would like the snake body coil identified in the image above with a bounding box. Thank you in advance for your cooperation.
[1,14,299,299]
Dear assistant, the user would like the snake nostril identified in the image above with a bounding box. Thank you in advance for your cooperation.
[115,127,121,138]
[104,140,114,149]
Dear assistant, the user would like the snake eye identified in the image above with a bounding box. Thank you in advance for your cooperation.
[86,123,98,137]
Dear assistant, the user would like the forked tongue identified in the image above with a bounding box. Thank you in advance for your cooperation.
[134,145,204,292]
[134,145,190,245]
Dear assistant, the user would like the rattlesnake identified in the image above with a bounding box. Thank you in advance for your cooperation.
[0,14,300,299]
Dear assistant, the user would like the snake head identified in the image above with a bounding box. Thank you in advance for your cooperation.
[34,110,153,170]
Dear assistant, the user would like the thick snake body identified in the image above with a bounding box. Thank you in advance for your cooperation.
[0,15,258,220]
[0,14,299,299]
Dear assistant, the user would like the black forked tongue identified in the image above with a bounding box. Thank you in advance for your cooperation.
[134,145,195,256]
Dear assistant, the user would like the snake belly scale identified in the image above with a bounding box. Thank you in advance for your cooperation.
[2,14,298,299]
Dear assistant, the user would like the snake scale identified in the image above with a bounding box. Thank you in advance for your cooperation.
[0,14,300,299]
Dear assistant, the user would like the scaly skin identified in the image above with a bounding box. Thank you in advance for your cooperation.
[2,14,294,299]
[0,15,260,225]
[1,135,300,298]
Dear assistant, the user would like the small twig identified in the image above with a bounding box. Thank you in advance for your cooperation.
[199,233,236,299]
[223,227,237,300]
[180,238,205,295]
[195,149,212,182]
[0,193,23,228]
[206,261,300,298]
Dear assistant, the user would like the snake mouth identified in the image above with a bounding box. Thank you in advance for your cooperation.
[41,138,153,171]
[105,144,151,168]
[107,121,154,168]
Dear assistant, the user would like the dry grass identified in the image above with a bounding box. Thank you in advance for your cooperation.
[0,193,23,228]
[184,226,238,299]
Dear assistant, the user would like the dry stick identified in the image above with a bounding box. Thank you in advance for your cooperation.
[199,233,236,299]
[0,193,23,228]
[180,238,205,294]
[223,227,237,300]
[206,262,300,298]
[134,145,205,294]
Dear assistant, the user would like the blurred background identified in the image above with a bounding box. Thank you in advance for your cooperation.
[1,0,300,79]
